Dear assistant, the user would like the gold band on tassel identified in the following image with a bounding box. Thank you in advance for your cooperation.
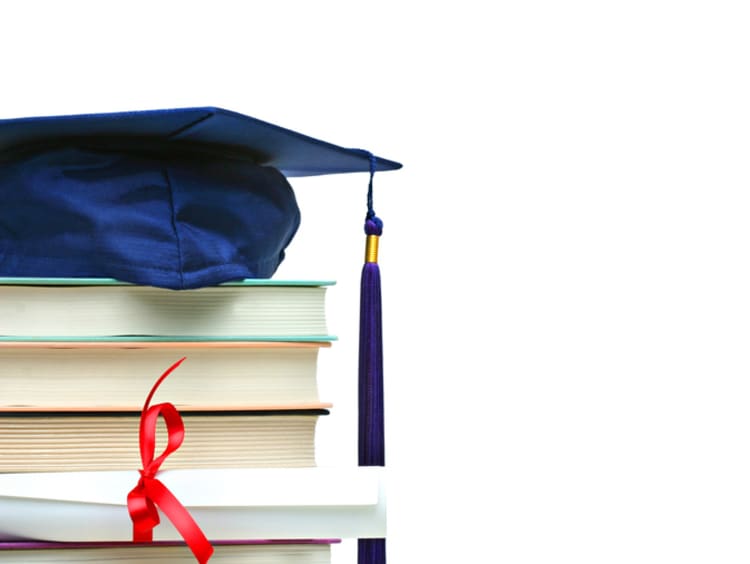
[365,234,380,263]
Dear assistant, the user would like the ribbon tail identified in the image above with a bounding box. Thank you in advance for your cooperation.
[146,479,214,564]
[127,483,160,542]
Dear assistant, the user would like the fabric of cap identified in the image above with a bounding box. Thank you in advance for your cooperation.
[0,145,299,290]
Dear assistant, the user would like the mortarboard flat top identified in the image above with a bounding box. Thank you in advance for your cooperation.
[0,107,402,177]
[0,107,402,289]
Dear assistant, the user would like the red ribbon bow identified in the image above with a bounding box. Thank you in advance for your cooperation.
[127,357,214,563]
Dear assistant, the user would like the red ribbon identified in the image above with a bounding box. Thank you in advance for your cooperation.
[127,357,214,563]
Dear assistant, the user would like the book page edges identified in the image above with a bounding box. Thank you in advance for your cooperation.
[0,341,332,349]
[0,403,333,413]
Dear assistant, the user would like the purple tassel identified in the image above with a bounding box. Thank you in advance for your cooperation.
[359,538,386,564]
[358,154,386,564]
[359,218,385,467]
[359,219,385,563]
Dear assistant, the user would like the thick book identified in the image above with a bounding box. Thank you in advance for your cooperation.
[0,540,336,563]
[0,408,328,472]
[0,467,386,541]
[0,278,333,340]
[0,341,329,410]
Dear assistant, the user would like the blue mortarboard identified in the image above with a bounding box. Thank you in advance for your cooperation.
[0,106,401,289]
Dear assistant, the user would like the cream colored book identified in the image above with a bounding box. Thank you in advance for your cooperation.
[0,278,333,339]
[0,407,329,472]
[0,341,329,410]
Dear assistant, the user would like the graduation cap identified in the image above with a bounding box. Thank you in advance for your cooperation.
[0,107,397,564]
[0,106,400,289]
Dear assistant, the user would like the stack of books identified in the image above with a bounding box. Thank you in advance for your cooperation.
[0,105,398,564]
[0,278,385,563]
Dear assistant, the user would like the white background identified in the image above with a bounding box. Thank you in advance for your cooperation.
[2,1,750,562]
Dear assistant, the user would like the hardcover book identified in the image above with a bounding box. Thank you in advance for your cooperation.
[0,408,329,472]
[0,540,337,563]
[0,341,329,410]
[0,279,333,341]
